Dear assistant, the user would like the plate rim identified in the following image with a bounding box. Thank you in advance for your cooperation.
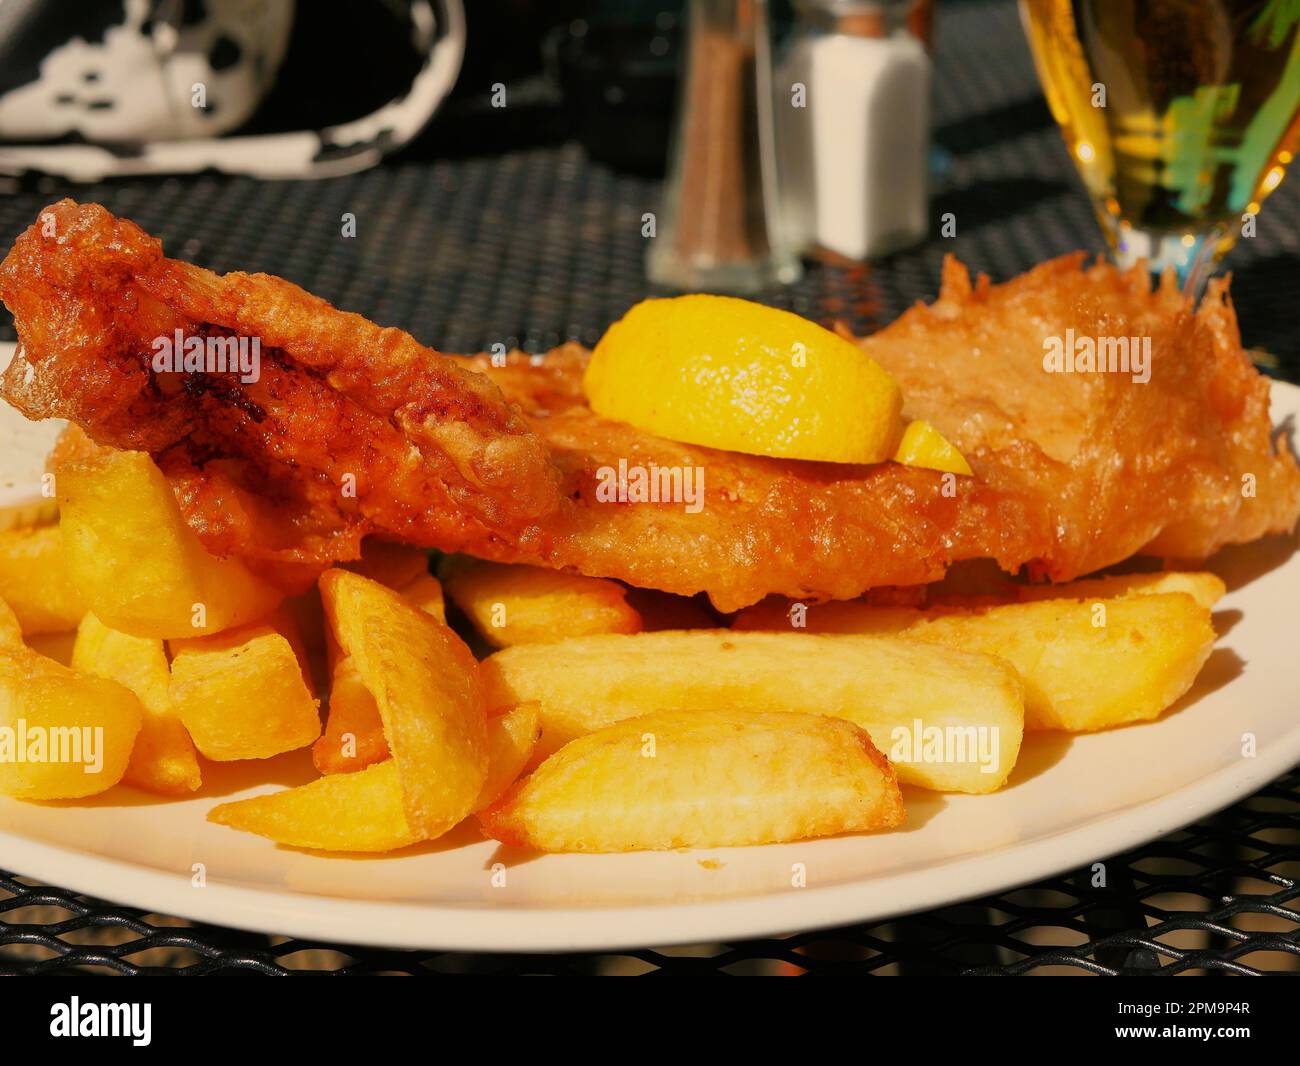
[2,723,1297,953]
[0,375,1297,954]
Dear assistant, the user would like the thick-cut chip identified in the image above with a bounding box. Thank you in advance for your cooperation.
[0,596,20,647]
[1007,571,1226,611]
[212,705,525,853]
[261,603,315,692]
[320,570,488,837]
[734,593,1214,732]
[740,570,1229,618]
[312,570,446,774]
[0,597,143,799]
[398,572,445,622]
[209,760,421,853]
[475,702,541,812]
[482,630,1024,792]
[0,525,88,635]
[72,612,200,794]
[169,618,321,760]
[312,654,389,775]
[480,709,905,852]
[440,557,640,648]
[54,436,281,638]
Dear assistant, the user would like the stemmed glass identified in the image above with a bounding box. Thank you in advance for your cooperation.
[1020,0,1300,295]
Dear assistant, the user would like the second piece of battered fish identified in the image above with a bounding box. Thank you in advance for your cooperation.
[2,202,1297,610]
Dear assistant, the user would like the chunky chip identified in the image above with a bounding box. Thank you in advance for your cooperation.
[440,557,640,647]
[72,612,200,794]
[481,709,905,852]
[210,760,421,853]
[0,525,88,635]
[1006,570,1226,611]
[399,572,446,622]
[54,435,281,638]
[312,571,446,775]
[482,630,1024,792]
[734,591,1215,731]
[312,653,389,775]
[912,569,1227,611]
[320,570,488,837]
[169,614,320,761]
[0,597,142,799]
[0,595,21,648]
[475,702,541,812]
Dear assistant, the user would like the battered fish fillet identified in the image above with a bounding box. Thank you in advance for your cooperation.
[2,201,1297,611]
[0,200,561,573]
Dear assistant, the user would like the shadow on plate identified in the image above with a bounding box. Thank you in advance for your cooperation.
[1003,731,1072,790]
[1205,526,1300,592]
[1212,608,1243,638]
[894,786,948,834]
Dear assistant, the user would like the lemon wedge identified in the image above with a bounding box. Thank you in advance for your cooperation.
[583,295,904,463]
[892,420,973,475]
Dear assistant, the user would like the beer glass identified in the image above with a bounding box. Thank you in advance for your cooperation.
[1020,0,1300,293]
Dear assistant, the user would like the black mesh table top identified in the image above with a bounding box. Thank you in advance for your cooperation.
[1,766,1298,975]
[3,1,1299,364]
[1,0,1299,975]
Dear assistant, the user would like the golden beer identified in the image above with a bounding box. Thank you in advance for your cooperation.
[1021,0,1300,273]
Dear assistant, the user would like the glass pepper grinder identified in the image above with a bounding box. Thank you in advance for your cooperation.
[648,0,801,293]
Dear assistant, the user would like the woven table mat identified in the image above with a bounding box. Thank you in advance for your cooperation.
[1,0,1298,974]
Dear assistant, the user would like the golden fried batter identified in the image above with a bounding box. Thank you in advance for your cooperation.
[859,254,1300,579]
[0,200,561,574]
[2,201,1297,611]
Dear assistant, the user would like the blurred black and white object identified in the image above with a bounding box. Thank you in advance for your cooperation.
[0,0,465,180]
[0,0,291,141]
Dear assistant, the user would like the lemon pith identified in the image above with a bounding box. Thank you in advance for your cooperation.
[583,295,904,463]
[892,420,974,475]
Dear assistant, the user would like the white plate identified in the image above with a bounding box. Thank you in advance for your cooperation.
[1,355,1298,952]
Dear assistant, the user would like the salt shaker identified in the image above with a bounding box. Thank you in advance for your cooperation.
[776,0,931,260]
[649,0,801,293]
